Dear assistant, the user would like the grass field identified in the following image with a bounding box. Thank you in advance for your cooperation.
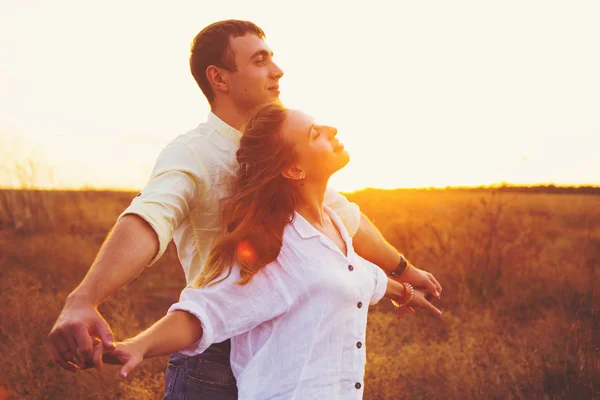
[0,188,598,399]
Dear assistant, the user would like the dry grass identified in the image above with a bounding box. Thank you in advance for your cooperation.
[0,188,598,399]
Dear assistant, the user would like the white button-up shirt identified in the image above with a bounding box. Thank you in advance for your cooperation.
[118,112,361,284]
[169,206,388,400]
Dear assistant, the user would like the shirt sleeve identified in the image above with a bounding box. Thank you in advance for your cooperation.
[167,263,293,356]
[323,186,361,237]
[360,257,388,305]
[117,139,208,266]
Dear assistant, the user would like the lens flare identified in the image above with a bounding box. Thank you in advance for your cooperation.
[236,240,257,265]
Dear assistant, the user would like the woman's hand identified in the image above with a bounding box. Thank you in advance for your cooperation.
[96,339,147,378]
[407,287,442,316]
[386,278,442,318]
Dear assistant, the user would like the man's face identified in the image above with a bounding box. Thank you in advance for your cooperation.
[226,34,284,111]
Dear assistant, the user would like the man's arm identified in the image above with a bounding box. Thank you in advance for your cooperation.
[47,215,159,371]
[353,213,442,298]
[71,215,159,306]
[353,213,402,273]
[48,141,204,372]
[323,187,442,299]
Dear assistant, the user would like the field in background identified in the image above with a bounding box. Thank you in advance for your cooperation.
[0,188,598,399]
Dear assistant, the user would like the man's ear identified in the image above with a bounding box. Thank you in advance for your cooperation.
[206,65,229,94]
[282,164,305,181]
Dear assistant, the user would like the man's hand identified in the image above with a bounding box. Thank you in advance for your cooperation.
[395,266,442,300]
[47,299,115,372]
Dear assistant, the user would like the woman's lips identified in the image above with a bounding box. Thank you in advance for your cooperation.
[335,142,344,152]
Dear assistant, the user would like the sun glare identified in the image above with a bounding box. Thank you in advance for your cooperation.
[0,1,598,191]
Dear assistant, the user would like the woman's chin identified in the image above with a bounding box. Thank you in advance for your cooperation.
[335,151,351,171]
[341,149,350,162]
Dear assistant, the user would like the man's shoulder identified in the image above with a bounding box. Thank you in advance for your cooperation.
[170,122,215,146]
[159,122,224,159]
[154,122,236,177]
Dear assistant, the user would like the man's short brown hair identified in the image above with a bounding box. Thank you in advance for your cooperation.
[190,20,266,103]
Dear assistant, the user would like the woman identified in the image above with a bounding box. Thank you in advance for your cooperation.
[102,103,441,399]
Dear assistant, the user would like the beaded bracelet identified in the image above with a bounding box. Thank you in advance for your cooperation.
[391,282,415,319]
[403,282,415,306]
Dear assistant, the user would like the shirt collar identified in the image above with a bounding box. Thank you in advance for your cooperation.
[291,211,321,239]
[207,112,242,144]
[291,206,345,240]
[291,206,355,259]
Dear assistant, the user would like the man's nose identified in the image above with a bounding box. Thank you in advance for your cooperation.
[271,61,284,79]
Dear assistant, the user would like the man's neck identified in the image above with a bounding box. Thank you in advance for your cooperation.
[295,179,329,228]
[210,99,248,131]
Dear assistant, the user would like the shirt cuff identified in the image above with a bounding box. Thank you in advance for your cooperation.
[167,300,215,356]
[116,206,171,267]
[370,265,388,305]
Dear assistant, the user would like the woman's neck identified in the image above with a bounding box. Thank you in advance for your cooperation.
[295,179,329,227]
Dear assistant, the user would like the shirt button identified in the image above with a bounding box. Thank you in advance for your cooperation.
[357,302,363,308]
[348,265,354,271]
[356,341,362,348]
[355,382,362,389]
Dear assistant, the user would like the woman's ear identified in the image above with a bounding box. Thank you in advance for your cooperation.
[206,65,229,94]
[282,165,305,181]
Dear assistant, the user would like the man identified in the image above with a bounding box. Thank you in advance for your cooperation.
[48,20,442,399]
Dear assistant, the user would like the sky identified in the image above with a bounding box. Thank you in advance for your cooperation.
[1,0,599,191]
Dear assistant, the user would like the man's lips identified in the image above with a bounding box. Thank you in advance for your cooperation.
[268,85,280,93]
[334,142,344,152]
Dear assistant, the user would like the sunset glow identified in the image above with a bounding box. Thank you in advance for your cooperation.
[1,1,599,191]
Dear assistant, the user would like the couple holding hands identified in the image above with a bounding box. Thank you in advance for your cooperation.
[48,20,443,399]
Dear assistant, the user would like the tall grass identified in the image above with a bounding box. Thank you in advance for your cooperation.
[0,188,598,399]
[350,189,599,399]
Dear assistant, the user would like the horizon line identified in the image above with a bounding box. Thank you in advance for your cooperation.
[2,181,600,193]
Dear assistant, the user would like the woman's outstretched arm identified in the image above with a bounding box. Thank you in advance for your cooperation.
[101,310,202,377]
[101,261,291,378]
[134,310,202,358]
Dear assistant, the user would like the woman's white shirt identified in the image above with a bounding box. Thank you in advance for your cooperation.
[168,206,388,400]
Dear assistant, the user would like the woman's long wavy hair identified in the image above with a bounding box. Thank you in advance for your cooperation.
[193,102,298,287]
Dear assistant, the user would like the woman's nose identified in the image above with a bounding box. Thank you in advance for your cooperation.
[327,126,338,139]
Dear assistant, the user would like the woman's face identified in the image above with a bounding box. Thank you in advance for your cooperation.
[280,109,350,183]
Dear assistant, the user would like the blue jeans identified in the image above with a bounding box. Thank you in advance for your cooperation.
[163,340,238,400]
